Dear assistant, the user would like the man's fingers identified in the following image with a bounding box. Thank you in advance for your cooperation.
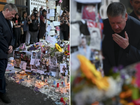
[112,34,123,40]
[124,31,129,40]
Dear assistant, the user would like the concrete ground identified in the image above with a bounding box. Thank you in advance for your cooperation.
[0,53,56,105]
[0,80,56,105]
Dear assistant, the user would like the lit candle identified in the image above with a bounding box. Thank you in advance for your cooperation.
[45,79,47,82]
[41,75,44,81]
[11,60,14,63]
[28,75,30,80]
[65,77,67,86]
[15,71,18,74]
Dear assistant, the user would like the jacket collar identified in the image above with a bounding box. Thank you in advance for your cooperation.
[0,11,13,33]
[129,11,140,21]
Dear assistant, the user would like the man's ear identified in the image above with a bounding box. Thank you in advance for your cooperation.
[125,13,128,21]
[5,8,9,12]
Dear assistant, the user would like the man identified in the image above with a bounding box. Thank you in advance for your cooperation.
[39,9,47,39]
[130,0,140,20]
[39,6,43,16]
[0,3,17,103]
[102,2,140,75]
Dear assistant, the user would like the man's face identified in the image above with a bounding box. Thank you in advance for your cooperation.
[130,0,140,15]
[43,11,47,16]
[108,14,128,33]
[6,9,17,20]
[31,15,35,20]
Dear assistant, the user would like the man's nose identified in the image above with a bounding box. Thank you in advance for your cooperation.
[114,24,119,29]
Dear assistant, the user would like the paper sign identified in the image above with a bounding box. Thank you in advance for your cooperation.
[71,23,80,46]
[25,70,31,72]
[49,9,55,17]
[75,0,101,3]
[20,61,27,70]
[46,25,52,33]
[49,31,55,36]
[50,22,55,29]
[34,59,40,67]
[48,1,56,9]
[6,64,15,71]
[50,71,56,77]
[37,70,45,74]
[60,63,67,73]
[60,10,63,16]
[89,27,101,50]
[57,5,61,15]
[30,59,35,65]
[50,16,54,20]
[46,35,57,45]
[47,13,50,19]
[47,20,51,25]
[53,21,60,26]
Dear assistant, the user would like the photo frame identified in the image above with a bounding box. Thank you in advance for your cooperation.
[60,63,67,76]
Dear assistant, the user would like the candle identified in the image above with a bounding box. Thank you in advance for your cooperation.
[63,82,65,87]
[65,77,67,86]
[28,75,30,80]
[55,88,59,92]
[45,79,47,82]
[41,75,44,81]
[15,71,18,74]
[53,80,56,85]
[57,83,59,88]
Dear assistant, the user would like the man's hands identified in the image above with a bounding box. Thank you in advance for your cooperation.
[112,31,129,49]
[8,45,13,54]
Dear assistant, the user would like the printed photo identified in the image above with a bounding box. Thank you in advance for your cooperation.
[60,63,67,76]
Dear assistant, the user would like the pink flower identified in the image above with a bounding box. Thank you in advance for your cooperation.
[68,44,70,52]
[41,46,45,53]
[135,63,140,87]
[59,0,62,3]
[20,43,25,49]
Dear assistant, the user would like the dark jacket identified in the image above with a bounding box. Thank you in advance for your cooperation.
[29,19,39,32]
[102,15,140,75]
[0,11,13,59]
[130,11,140,21]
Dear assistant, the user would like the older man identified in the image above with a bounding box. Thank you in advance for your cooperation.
[130,0,140,20]
[0,3,17,103]
[102,2,140,75]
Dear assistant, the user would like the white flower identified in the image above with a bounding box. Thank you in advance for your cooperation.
[71,52,80,72]
[74,87,104,105]
[104,77,122,98]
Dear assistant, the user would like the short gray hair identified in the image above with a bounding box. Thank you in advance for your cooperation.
[3,3,18,12]
[107,2,126,18]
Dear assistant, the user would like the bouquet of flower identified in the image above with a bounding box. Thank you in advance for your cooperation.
[18,43,26,51]
[27,43,40,51]
[64,44,70,56]
[71,55,140,105]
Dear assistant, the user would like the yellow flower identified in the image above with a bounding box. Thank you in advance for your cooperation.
[64,51,67,55]
[77,55,109,90]
[55,43,62,52]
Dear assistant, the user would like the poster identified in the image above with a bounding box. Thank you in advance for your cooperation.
[29,0,46,15]
[60,63,67,76]
[89,28,101,50]
[49,9,55,17]
[71,23,80,46]
[47,1,56,9]
[57,5,61,15]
